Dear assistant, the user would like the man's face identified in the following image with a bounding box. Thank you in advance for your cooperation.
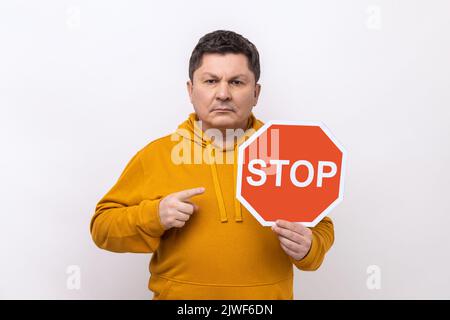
[187,53,261,133]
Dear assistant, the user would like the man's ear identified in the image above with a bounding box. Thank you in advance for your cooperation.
[253,83,261,106]
[186,80,193,103]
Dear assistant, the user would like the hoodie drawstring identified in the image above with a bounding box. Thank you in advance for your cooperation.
[209,146,229,223]
[207,142,243,223]
[233,144,243,221]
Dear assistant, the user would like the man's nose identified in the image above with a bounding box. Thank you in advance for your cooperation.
[215,81,231,100]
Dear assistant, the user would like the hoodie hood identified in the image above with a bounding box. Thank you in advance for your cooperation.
[174,112,264,223]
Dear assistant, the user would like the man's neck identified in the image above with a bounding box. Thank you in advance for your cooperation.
[205,122,248,150]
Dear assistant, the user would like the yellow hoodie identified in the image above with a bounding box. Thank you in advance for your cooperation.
[90,112,334,300]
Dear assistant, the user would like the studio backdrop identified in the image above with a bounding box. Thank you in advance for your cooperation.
[1,0,449,299]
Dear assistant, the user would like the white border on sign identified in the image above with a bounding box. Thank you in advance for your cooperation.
[235,120,347,228]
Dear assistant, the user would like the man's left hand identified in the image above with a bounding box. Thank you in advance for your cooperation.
[271,220,313,261]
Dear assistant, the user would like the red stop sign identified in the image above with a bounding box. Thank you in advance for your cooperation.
[236,121,346,227]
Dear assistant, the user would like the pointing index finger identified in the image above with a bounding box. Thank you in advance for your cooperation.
[174,187,205,201]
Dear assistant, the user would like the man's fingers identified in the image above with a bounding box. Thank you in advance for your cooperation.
[174,187,205,201]
[172,220,186,228]
[280,242,300,260]
[176,202,195,215]
[278,235,301,253]
[175,212,191,222]
[272,224,305,245]
[275,219,310,237]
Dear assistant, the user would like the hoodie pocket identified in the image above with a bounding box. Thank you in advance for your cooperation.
[150,276,293,300]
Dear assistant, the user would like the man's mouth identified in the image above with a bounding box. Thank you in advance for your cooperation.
[211,107,234,112]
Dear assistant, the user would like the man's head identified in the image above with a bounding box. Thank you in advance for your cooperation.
[187,30,261,133]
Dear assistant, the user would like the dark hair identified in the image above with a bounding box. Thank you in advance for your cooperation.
[189,30,260,83]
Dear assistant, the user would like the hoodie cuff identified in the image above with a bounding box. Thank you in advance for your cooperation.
[289,232,319,270]
[138,198,166,238]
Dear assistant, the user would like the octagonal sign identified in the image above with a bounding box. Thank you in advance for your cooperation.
[236,120,346,227]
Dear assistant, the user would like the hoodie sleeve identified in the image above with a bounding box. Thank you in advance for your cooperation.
[289,216,335,271]
[90,150,166,253]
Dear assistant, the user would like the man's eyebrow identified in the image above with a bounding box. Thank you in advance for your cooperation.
[201,72,249,80]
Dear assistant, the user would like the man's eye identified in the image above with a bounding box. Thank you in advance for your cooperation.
[205,79,217,84]
[231,80,243,85]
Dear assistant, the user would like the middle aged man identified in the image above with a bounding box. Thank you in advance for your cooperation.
[91,30,334,300]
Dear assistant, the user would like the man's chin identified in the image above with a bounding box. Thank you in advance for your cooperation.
[209,115,240,130]
[197,112,246,131]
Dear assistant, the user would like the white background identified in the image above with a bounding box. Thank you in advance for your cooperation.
[1,0,449,299]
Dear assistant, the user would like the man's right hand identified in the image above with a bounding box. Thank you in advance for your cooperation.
[158,187,205,230]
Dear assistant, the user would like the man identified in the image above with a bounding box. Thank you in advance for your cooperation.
[90,30,334,300]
